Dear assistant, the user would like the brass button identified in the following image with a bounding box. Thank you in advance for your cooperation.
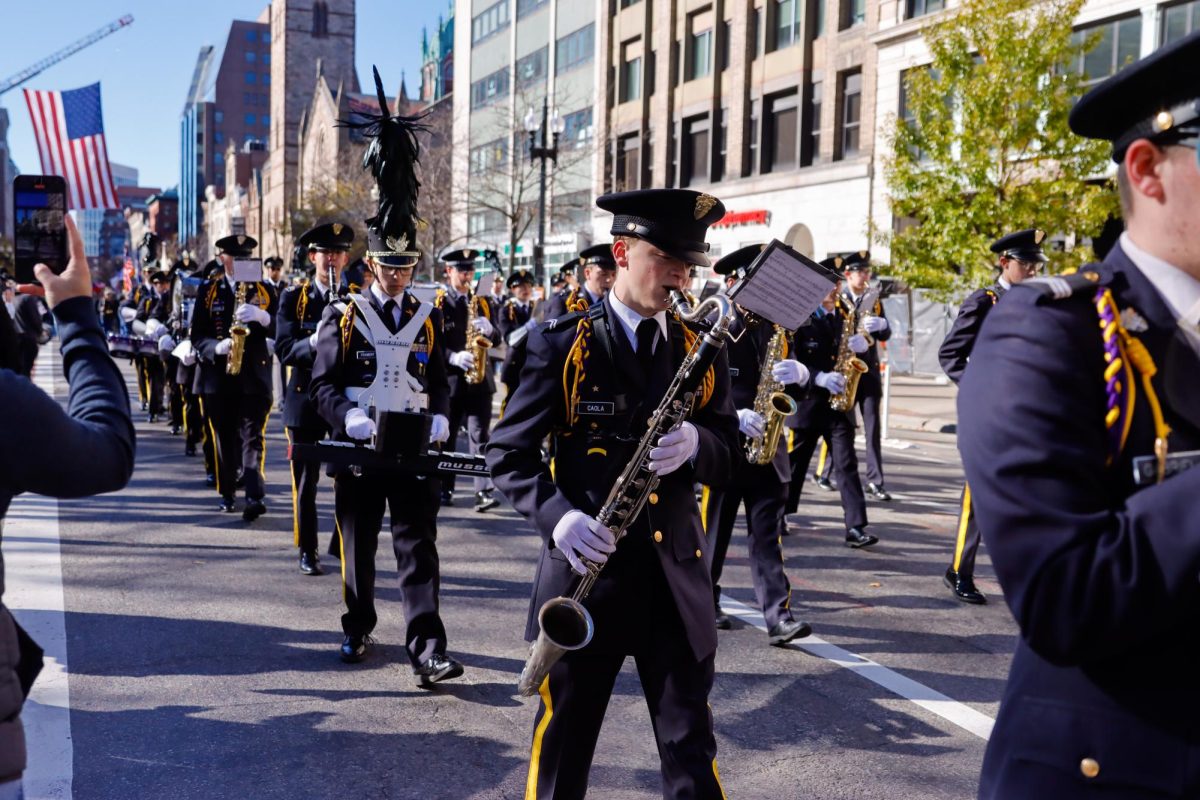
[695,549,703,558]
[649,493,659,505]
[1080,758,1100,779]
[653,531,663,543]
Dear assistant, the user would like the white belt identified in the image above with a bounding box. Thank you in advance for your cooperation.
[345,386,428,411]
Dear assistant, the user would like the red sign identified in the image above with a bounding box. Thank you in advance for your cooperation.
[713,209,770,229]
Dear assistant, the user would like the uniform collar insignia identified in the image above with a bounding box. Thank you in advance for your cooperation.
[1121,306,1149,333]
[694,194,717,220]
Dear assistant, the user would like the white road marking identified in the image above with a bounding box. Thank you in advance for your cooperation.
[719,595,995,741]
[4,346,74,800]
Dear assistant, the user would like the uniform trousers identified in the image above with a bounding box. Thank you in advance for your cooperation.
[952,483,982,579]
[144,356,165,416]
[333,470,446,665]
[856,390,885,487]
[183,389,205,452]
[285,427,325,553]
[446,388,493,493]
[133,355,148,405]
[163,355,183,427]
[203,391,271,500]
[786,413,868,530]
[704,465,793,628]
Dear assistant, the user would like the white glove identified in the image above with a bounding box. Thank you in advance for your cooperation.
[815,371,847,395]
[449,350,476,371]
[344,407,377,441]
[737,409,765,438]
[145,318,164,337]
[863,315,888,334]
[307,319,325,350]
[181,347,197,366]
[771,359,810,387]
[235,303,270,326]
[523,319,538,332]
[551,509,617,576]
[648,422,700,475]
[157,334,176,353]
[120,307,137,323]
[848,334,870,354]
[215,338,234,356]
[266,337,275,353]
[471,315,494,338]
[430,413,450,444]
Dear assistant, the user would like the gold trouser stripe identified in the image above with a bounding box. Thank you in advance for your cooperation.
[953,483,972,572]
[286,428,300,548]
[707,703,729,800]
[200,397,223,496]
[785,427,795,454]
[700,485,711,535]
[335,493,348,601]
[525,675,554,800]
[259,405,271,472]
[817,439,829,476]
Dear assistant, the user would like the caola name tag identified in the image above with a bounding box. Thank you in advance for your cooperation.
[1132,449,1200,486]
[577,401,614,416]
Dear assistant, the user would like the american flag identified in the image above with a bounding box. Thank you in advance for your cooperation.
[23,82,119,210]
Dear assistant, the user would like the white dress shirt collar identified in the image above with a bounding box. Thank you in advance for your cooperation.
[370,282,403,325]
[1120,233,1200,329]
[607,290,667,353]
[998,276,1012,291]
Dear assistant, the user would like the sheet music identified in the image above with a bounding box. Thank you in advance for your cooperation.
[729,241,838,330]
[232,259,262,283]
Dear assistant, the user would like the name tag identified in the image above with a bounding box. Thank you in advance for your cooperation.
[729,368,740,377]
[1133,449,1200,486]
[577,401,614,416]
[355,350,375,362]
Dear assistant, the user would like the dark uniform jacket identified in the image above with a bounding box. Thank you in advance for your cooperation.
[496,297,538,391]
[275,280,335,431]
[486,297,739,661]
[435,289,496,395]
[542,286,599,322]
[725,312,794,483]
[959,244,1200,799]
[189,276,278,396]
[937,283,1004,383]
[135,289,171,329]
[788,309,852,432]
[309,289,450,448]
[836,288,890,397]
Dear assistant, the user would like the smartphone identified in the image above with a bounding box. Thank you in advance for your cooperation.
[13,175,67,284]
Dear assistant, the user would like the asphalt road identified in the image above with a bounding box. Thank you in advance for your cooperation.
[5,354,1017,800]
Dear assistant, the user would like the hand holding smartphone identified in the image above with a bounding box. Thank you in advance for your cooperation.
[13,175,67,285]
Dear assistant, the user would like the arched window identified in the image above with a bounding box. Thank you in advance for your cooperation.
[312,1,328,37]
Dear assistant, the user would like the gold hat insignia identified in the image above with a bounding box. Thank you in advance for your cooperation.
[387,233,410,252]
[694,194,718,220]
[237,235,246,246]
[332,223,344,236]
[1034,229,1046,244]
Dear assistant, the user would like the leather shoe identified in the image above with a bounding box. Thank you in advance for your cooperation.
[341,634,372,663]
[205,473,216,487]
[944,567,987,604]
[218,495,236,513]
[414,653,464,686]
[243,498,266,522]
[474,489,499,512]
[867,482,893,501]
[768,617,813,646]
[845,527,878,548]
[813,475,834,491]
[440,490,454,507]
[299,550,323,576]
[170,424,181,435]
[715,609,732,630]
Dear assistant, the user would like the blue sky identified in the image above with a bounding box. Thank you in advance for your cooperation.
[1,1,451,190]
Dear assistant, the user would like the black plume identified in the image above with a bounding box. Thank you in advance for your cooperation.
[337,65,428,241]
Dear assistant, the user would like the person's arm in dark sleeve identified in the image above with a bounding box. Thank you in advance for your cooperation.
[958,289,1200,666]
[425,307,450,418]
[938,291,988,384]
[190,283,219,362]
[686,347,737,489]
[0,296,135,497]
[309,303,354,437]
[275,287,316,369]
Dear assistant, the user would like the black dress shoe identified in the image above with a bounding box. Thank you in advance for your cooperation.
[299,550,323,576]
[170,425,181,435]
[243,498,266,522]
[148,413,159,424]
[715,610,732,630]
[341,634,373,663]
[944,567,987,604]
[440,490,454,507]
[474,489,499,512]
[867,482,893,501]
[414,653,464,686]
[845,527,879,548]
[185,444,197,457]
[219,495,236,513]
[768,617,813,646]
[813,475,834,491]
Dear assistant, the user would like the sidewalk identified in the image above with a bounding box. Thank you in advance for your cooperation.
[885,373,959,434]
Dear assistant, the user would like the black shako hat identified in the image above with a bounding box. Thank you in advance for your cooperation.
[840,251,872,272]
[441,248,479,269]
[506,269,534,289]
[712,243,766,280]
[215,234,257,258]
[578,244,616,270]
[298,222,354,253]
[1070,30,1200,162]
[596,189,726,267]
[990,229,1048,263]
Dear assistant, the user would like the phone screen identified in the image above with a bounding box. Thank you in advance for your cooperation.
[13,177,67,284]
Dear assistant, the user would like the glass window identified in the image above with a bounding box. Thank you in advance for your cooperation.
[616,134,641,190]
[747,98,760,175]
[312,1,329,37]
[245,30,257,43]
[775,0,800,49]
[263,53,271,66]
[469,138,510,176]
[263,72,270,85]
[842,0,866,29]
[472,1,511,45]
[681,115,709,187]
[719,20,732,72]
[562,108,593,148]
[215,152,224,165]
[245,113,257,126]
[620,0,642,7]
[214,110,224,124]
[556,24,595,75]
[715,107,728,181]
[751,7,763,57]
[245,51,257,63]
[766,91,798,172]
[620,42,642,103]
[689,25,712,80]
[804,81,822,165]
[262,114,270,127]
[517,0,547,18]
[1163,0,1200,44]
[245,71,257,84]
[1071,16,1142,89]
[905,0,945,19]
[263,31,271,44]
[837,70,862,159]
[516,47,548,87]
[470,67,511,109]
[214,131,224,144]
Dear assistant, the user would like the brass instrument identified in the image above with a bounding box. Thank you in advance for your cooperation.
[518,289,738,697]
[745,324,799,465]
[828,294,870,412]
[226,281,249,375]
[465,292,492,384]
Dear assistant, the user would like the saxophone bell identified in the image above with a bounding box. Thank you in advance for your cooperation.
[517,595,595,696]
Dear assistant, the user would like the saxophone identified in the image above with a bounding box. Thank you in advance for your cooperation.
[226,281,249,375]
[465,292,493,384]
[745,324,799,465]
[828,295,869,412]
[517,289,738,697]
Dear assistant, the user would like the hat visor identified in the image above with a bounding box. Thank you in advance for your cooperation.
[637,233,711,268]
[1006,249,1048,263]
[367,255,419,269]
[309,245,352,253]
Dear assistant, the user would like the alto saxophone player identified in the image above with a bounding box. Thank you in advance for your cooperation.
[486,189,737,800]
[704,244,814,643]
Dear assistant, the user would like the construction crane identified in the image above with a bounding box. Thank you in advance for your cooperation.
[0,14,134,98]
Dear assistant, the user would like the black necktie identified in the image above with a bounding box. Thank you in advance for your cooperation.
[382,299,398,333]
[636,318,657,377]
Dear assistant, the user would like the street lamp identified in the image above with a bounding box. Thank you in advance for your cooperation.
[524,97,564,284]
